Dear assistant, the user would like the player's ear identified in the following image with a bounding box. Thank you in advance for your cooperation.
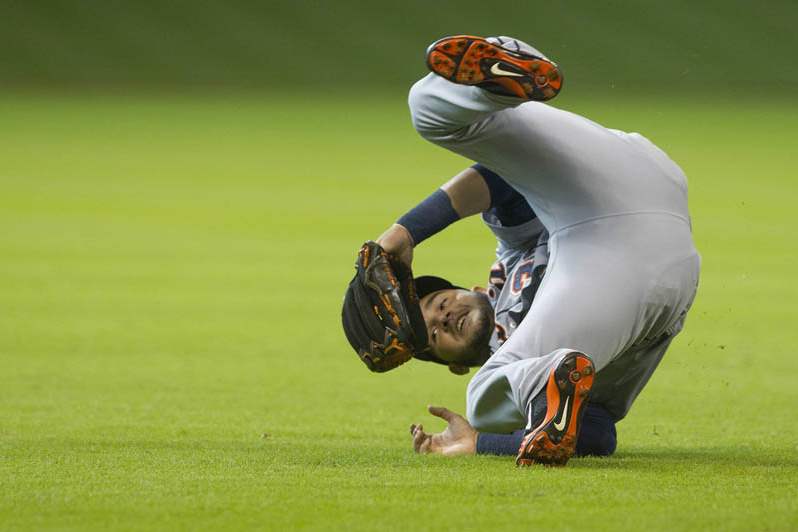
[448,363,470,375]
[470,285,487,294]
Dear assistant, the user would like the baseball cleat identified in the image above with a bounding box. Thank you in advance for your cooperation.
[516,351,595,467]
[426,35,563,101]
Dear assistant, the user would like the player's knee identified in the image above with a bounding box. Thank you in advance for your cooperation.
[407,104,437,140]
[466,374,526,434]
[408,79,456,140]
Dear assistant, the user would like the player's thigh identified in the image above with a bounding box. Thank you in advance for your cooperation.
[590,333,675,420]
[499,260,645,372]
[409,75,616,188]
[466,262,645,430]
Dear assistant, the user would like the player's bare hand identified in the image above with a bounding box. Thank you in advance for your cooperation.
[376,223,414,268]
[409,405,477,456]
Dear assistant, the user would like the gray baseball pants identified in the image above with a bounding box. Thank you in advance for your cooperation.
[408,74,700,432]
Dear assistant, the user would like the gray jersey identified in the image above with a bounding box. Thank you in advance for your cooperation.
[482,213,549,352]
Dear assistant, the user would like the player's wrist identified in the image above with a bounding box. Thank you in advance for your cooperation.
[396,188,460,246]
[376,224,414,252]
[475,430,525,456]
[392,223,415,248]
[467,429,478,455]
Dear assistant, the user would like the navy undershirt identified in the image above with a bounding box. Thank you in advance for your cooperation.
[472,163,537,227]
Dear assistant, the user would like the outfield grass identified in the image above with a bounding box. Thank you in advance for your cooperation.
[0,91,796,530]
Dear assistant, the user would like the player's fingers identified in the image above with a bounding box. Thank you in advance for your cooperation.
[413,427,427,452]
[418,437,432,454]
[428,405,455,422]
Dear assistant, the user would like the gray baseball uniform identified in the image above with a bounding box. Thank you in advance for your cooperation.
[409,73,700,433]
[481,212,549,351]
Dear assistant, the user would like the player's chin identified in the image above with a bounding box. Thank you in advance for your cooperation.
[467,307,493,339]
[464,293,495,348]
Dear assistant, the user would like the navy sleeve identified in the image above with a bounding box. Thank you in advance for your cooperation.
[396,188,460,246]
[476,430,525,455]
[472,163,536,227]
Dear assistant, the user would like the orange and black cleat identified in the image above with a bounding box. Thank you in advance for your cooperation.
[426,35,563,101]
[516,351,595,467]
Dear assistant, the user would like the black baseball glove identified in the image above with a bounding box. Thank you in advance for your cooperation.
[342,241,428,372]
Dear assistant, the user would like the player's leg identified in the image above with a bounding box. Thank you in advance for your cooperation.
[515,350,595,466]
[466,235,652,434]
[466,348,577,433]
[408,41,643,232]
[408,72,594,170]
[590,328,679,421]
[408,35,562,142]
[466,234,698,465]
[577,403,617,456]
[512,329,681,465]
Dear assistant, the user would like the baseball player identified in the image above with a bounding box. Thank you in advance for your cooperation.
[344,35,699,466]
[392,200,621,460]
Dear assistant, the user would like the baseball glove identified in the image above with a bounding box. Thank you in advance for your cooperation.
[342,241,428,372]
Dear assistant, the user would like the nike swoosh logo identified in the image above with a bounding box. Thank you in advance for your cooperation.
[553,396,570,431]
[490,62,523,77]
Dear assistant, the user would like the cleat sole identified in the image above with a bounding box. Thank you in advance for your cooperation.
[426,35,563,101]
[516,352,595,467]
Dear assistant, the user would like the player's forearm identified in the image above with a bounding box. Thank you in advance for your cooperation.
[394,164,537,249]
[476,430,525,456]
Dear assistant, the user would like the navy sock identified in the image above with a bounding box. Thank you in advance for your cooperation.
[575,404,617,456]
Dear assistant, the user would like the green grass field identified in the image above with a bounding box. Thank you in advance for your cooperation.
[1,91,796,530]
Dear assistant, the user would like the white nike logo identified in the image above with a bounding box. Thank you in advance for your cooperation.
[490,62,523,77]
[553,397,570,431]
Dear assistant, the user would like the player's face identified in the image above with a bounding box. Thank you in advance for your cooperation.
[419,288,495,364]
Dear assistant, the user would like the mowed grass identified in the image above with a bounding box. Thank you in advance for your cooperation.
[0,91,796,531]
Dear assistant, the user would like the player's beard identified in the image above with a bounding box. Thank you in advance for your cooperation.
[465,292,495,364]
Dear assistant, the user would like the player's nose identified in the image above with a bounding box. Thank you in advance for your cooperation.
[442,311,452,330]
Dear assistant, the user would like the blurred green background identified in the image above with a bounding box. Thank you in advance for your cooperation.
[1,1,797,531]
[2,0,797,93]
